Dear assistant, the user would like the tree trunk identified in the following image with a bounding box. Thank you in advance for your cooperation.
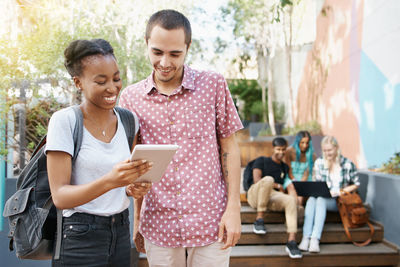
[285,5,295,127]
[266,56,276,135]
[256,50,268,123]
[257,50,277,135]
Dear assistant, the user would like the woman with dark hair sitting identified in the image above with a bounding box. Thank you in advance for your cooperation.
[284,130,316,204]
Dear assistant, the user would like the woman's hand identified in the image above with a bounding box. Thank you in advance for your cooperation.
[330,190,340,197]
[105,159,153,189]
[126,182,152,199]
[342,184,358,194]
[336,185,358,197]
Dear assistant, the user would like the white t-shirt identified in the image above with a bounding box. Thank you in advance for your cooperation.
[45,106,139,217]
[329,162,342,195]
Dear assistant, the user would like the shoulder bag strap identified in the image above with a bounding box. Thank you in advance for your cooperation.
[342,220,374,247]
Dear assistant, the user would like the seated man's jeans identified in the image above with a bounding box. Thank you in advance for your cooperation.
[302,197,338,240]
[52,209,131,267]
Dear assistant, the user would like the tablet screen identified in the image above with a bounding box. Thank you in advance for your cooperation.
[130,144,179,183]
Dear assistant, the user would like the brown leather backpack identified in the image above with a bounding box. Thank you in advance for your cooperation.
[336,190,374,246]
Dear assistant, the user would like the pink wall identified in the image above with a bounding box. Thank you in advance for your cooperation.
[296,0,364,166]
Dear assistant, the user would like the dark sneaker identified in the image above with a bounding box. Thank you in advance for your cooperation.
[285,240,303,259]
[253,218,267,234]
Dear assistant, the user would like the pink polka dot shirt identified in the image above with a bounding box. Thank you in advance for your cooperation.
[119,65,243,248]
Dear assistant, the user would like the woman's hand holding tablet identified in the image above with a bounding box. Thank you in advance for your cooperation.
[130,144,179,183]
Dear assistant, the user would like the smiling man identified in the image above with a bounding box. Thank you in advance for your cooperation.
[246,137,303,259]
[119,9,243,267]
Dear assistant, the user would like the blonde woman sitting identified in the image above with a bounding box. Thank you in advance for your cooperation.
[298,136,359,253]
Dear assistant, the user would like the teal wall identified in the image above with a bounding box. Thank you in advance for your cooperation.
[0,158,4,231]
[359,52,400,168]
[0,112,5,231]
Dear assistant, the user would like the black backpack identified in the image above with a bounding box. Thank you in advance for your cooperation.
[3,106,135,260]
[243,156,267,191]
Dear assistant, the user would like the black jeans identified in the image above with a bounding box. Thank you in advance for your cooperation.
[52,209,131,267]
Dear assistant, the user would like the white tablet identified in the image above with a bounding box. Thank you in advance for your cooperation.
[130,144,179,183]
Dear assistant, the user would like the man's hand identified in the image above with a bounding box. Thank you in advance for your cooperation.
[126,182,152,199]
[133,197,145,253]
[133,227,146,253]
[218,134,241,249]
[275,183,284,192]
[218,205,241,249]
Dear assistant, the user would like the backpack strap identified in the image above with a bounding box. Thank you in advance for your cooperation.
[71,105,84,160]
[53,105,84,260]
[115,107,135,151]
[31,135,47,158]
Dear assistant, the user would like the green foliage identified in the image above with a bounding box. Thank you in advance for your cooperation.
[220,0,294,54]
[220,0,296,127]
[249,101,264,119]
[281,120,322,135]
[376,152,400,175]
[0,0,196,157]
[228,79,263,121]
[258,127,272,136]
[24,97,68,153]
[228,79,287,123]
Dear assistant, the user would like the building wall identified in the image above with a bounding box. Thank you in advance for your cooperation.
[358,0,400,168]
[358,171,400,247]
[296,0,400,168]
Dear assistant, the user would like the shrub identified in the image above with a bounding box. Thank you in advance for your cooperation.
[376,152,400,175]
[228,79,263,121]
[281,120,322,135]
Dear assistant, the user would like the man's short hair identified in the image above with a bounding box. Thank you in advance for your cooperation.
[272,137,287,147]
[145,9,192,46]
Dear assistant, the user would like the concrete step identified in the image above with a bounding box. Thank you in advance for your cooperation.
[138,241,399,267]
[239,222,383,245]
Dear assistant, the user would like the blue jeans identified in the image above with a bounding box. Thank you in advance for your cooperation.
[52,209,131,267]
[302,197,338,240]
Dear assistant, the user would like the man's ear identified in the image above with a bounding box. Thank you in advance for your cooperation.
[186,41,192,51]
[73,76,82,90]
